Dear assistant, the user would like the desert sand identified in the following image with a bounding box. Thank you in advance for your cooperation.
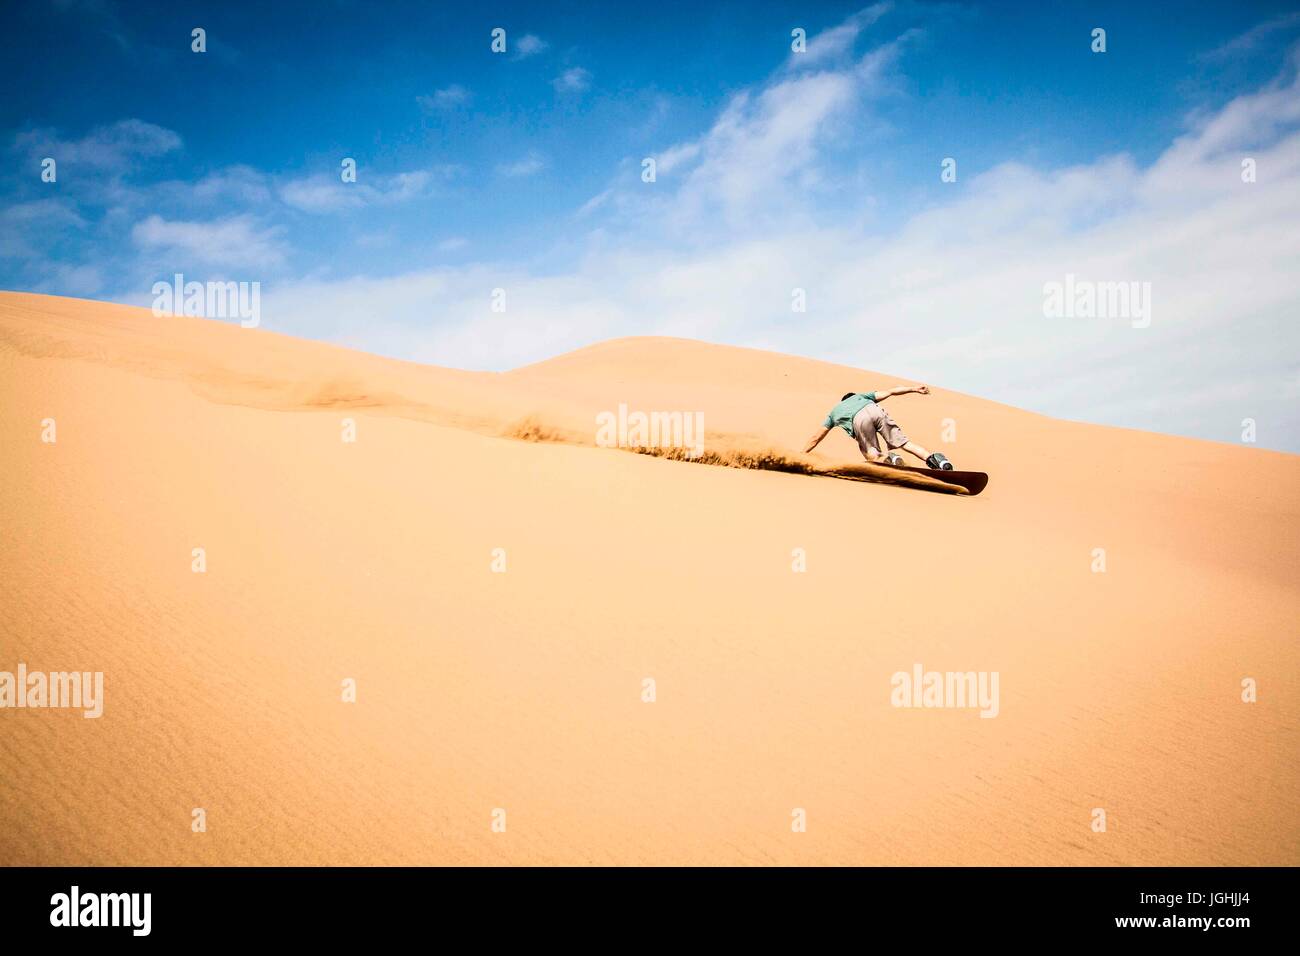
[1,290,1296,866]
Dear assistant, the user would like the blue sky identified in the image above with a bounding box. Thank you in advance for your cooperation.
[4,0,1300,449]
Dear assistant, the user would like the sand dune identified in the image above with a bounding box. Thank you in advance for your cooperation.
[1,291,1296,865]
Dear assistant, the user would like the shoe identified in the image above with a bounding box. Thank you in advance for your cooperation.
[885,452,903,466]
[926,452,954,471]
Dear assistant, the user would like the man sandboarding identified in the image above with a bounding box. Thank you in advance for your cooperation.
[804,385,954,470]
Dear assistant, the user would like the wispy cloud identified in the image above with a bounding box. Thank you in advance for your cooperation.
[1,199,87,259]
[31,262,104,296]
[552,67,591,94]
[278,168,444,213]
[786,2,892,69]
[573,23,918,237]
[497,153,545,178]
[514,34,547,59]
[279,175,367,213]
[653,142,701,175]
[12,119,181,169]
[3,198,87,232]
[575,187,613,217]
[48,0,155,58]
[1200,11,1300,63]
[131,214,287,269]
[188,165,272,204]
[417,84,471,110]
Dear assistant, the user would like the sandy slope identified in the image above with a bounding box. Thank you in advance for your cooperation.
[1,291,1296,866]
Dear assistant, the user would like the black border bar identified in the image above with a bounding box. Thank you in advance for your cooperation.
[0,866,1286,942]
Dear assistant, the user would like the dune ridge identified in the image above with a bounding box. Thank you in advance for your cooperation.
[0,293,967,492]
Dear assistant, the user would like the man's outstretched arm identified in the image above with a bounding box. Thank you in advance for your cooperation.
[804,426,832,454]
[872,384,930,402]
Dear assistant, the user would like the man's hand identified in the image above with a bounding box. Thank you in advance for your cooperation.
[804,426,831,454]
[915,385,930,395]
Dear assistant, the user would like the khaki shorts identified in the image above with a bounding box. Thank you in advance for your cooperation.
[852,404,908,457]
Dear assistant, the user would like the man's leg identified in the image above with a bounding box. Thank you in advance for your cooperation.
[874,423,905,464]
[853,407,884,461]
[860,434,886,461]
[881,410,952,469]
[898,439,931,463]
[897,437,953,468]
[877,412,927,463]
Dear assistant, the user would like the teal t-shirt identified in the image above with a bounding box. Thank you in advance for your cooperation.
[823,392,877,435]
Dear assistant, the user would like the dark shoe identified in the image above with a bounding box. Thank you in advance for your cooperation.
[926,452,954,471]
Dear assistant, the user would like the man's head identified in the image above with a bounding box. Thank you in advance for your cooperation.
[841,392,856,401]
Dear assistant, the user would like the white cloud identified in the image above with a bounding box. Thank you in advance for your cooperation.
[497,153,545,177]
[279,169,439,213]
[0,196,105,293]
[1154,47,1300,169]
[653,142,701,175]
[579,28,915,236]
[1199,11,1300,63]
[131,214,287,269]
[280,175,363,213]
[12,119,181,169]
[552,67,591,93]
[681,71,855,213]
[575,187,614,217]
[1,199,87,259]
[2,198,86,232]
[787,2,891,69]
[148,164,273,208]
[515,34,547,59]
[417,85,471,110]
[32,263,104,296]
[191,165,272,204]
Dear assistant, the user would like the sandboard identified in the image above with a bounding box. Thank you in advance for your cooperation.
[828,461,989,496]
[884,461,988,495]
